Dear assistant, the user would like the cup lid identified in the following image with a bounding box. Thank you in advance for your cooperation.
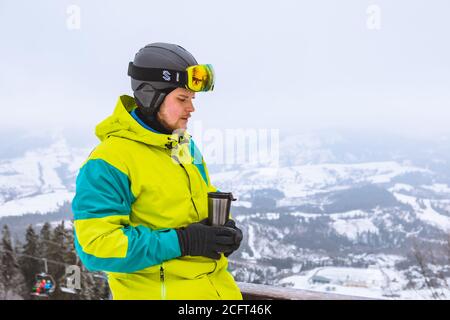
[207,192,237,201]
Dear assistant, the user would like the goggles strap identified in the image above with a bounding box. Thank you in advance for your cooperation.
[128,62,187,86]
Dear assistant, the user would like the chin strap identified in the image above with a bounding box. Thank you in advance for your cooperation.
[134,90,166,117]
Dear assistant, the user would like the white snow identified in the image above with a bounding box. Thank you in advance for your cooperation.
[422,183,450,194]
[279,264,450,300]
[289,212,322,219]
[0,191,74,217]
[280,267,389,299]
[421,199,450,231]
[234,200,252,208]
[265,212,280,220]
[287,210,378,240]
[393,192,450,232]
[391,183,415,192]
[331,218,378,240]
[0,137,89,218]
[330,209,369,219]
[211,161,427,203]
[36,219,73,229]
[247,224,261,259]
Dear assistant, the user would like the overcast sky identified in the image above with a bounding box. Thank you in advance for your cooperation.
[1,0,449,140]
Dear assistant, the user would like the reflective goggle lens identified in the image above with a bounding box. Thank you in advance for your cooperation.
[186,64,215,92]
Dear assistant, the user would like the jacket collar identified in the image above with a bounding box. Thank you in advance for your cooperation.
[95,95,191,150]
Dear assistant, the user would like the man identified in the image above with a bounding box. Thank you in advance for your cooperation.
[72,43,243,299]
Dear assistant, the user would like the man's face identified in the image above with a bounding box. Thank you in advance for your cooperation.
[157,88,196,131]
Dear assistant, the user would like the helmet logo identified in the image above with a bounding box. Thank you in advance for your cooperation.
[162,70,171,81]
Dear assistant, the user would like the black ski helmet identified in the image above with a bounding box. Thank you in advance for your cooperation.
[129,43,198,116]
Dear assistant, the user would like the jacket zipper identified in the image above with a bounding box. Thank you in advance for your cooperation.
[160,263,166,300]
[179,163,200,220]
[205,272,222,299]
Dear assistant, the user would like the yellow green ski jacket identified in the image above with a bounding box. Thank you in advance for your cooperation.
[72,95,242,300]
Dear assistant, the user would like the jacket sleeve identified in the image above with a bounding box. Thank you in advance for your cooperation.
[72,158,181,273]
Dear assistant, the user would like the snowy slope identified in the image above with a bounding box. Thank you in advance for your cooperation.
[391,192,450,232]
[2,132,450,299]
[0,138,89,217]
[2,135,449,246]
[279,264,450,300]
[211,161,428,201]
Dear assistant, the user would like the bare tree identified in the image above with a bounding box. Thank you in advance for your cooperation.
[411,238,448,299]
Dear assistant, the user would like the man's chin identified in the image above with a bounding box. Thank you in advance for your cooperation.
[178,120,188,129]
[171,124,187,132]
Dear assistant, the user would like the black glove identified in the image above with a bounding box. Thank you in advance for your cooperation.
[176,218,239,260]
[222,219,243,257]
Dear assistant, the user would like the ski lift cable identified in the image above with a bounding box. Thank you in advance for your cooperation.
[0,248,107,279]
[0,248,71,267]
[1,248,108,298]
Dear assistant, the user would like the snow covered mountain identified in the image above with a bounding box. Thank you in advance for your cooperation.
[209,131,450,299]
[1,131,449,242]
[0,137,90,217]
[1,131,450,299]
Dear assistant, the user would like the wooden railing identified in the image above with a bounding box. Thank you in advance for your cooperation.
[237,282,375,300]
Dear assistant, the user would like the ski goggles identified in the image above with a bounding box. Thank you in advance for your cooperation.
[128,62,215,92]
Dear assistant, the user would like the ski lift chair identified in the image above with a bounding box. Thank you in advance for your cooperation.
[31,272,56,297]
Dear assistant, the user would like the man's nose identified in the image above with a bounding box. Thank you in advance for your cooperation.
[187,101,195,112]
